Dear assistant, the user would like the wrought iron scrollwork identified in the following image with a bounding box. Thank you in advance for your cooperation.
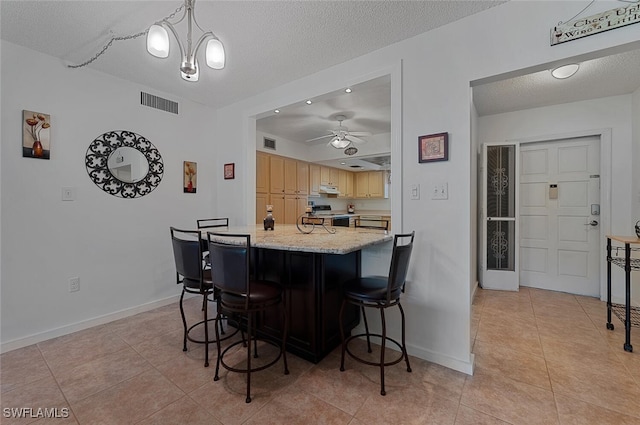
[85,130,163,198]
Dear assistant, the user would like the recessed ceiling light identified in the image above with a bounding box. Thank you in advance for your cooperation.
[551,63,579,79]
[274,109,280,113]
[340,162,346,165]
[345,88,352,93]
[305,100,312,105]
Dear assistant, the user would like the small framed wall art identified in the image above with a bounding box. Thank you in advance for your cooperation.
[224,163,235,180]
[184,161,197,193]
[23,110,51,159]
[418,132,448,163]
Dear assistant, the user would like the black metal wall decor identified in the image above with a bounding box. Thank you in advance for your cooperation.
[85,130,163,198]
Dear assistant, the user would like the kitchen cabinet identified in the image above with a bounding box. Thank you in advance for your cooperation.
[354,171,387,199]
[338,170,354,198]
[284,194,308,224]
[297,161,309,195]
[256,151,270,194]
[269,194,286,225]
[320,166,339,186]
[309,164,321,196]
[256,192,269,224]
[269,155,285,194]
[258,152,310,224]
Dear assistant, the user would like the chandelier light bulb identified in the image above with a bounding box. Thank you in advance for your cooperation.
[206,39,225,69]
[147,24,169,58]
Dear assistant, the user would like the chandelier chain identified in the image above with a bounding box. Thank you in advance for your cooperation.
[67,3,185,69]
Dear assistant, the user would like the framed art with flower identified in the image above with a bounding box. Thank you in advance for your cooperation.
[224,163,235,180]
[23,110,51,159]
[418,132,448,163]
[184,161,197,193]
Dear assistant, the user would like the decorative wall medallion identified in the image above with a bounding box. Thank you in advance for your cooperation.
[85,130,163,198]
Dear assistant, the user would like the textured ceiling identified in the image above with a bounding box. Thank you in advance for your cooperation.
[1,0,504,110]
[4,1,638,145]
[473,47,640,116]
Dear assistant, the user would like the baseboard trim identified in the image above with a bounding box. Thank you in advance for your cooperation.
[351,324,475,375]
[407,344,475,375]
[1,295,181,354]
[471,280,479,304]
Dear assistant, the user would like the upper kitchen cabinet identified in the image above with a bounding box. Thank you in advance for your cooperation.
[297,161,309,195]
[256,151,270,194]
[309,164,321,196]
[355,171,388,199]
[269,155,285,194]
[338,170,354,198]
[320,166,339,187]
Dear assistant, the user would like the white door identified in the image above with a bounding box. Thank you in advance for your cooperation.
[481,144,519,291]
[519,136,600,296]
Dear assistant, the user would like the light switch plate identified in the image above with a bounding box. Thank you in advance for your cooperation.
[432,182,448,200]
[410,184,420,200]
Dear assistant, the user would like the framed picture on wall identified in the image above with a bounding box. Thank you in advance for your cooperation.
[224,163,235,180]
[184,161,197,193]
[23,110,51,159]
[418,132,448,163]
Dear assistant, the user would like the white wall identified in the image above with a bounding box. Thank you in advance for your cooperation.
[1,41,216,350]
[633,88,640,223]
[478,94,633,303]
[211,1,640,374]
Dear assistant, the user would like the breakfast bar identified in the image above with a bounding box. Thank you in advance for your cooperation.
[206,224,393,363]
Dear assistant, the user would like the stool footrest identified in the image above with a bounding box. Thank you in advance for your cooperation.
[343,332,407,368]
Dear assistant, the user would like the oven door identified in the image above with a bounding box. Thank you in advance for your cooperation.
[331,216,351,227]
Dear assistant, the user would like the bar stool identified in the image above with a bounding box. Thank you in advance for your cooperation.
[170,227,237,367]
[207,232,289,403]
[339,231,415,395]
[196,218,229,265]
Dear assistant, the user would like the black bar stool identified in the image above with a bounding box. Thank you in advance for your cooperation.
[339,231,415,395]
[207,232,289,403]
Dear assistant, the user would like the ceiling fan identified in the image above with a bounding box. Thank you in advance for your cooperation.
[306,115,372,149]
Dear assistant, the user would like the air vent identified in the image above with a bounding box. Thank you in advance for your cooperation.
[263,137,276,150]
[349,165,363,169]
[140,92,178,114]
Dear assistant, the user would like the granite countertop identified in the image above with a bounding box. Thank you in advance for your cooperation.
[203,224,392,254]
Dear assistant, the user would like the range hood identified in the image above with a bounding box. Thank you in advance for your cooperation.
[319,185,340,195]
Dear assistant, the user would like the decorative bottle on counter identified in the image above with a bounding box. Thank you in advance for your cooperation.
[264,205,275,230]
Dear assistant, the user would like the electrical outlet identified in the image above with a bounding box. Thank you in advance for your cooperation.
[69,277,80,292]
[62,187,76,201]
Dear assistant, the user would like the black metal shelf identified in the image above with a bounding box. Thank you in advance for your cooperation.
[610,303,640,328]
[608,257,640,270]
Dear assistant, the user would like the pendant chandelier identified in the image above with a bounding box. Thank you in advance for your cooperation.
[146,0,225,82]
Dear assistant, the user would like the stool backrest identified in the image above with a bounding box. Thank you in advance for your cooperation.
[170,227,205,288]
[387,231,415,302]
[207,232,251,309]
[197,218,229,229]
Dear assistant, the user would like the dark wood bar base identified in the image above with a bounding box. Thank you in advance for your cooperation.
[253,248,361,363]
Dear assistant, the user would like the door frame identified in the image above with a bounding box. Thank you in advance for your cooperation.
[481,128,611,299]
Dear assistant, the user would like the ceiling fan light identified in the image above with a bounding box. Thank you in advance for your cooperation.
[331,137,350,149]
[551,63,579,79]
[147,24,169,58]
[205,38,225,69]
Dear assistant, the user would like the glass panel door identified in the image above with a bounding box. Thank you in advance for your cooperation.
[481,144,519,290]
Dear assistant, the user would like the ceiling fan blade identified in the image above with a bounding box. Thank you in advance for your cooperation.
[306,134,334,142]
[345,135,367,144]
[348,132,372,137]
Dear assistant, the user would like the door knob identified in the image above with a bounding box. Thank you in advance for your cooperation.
[585,220,598,226]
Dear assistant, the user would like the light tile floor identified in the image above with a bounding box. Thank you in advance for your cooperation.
[3,287,640,424]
